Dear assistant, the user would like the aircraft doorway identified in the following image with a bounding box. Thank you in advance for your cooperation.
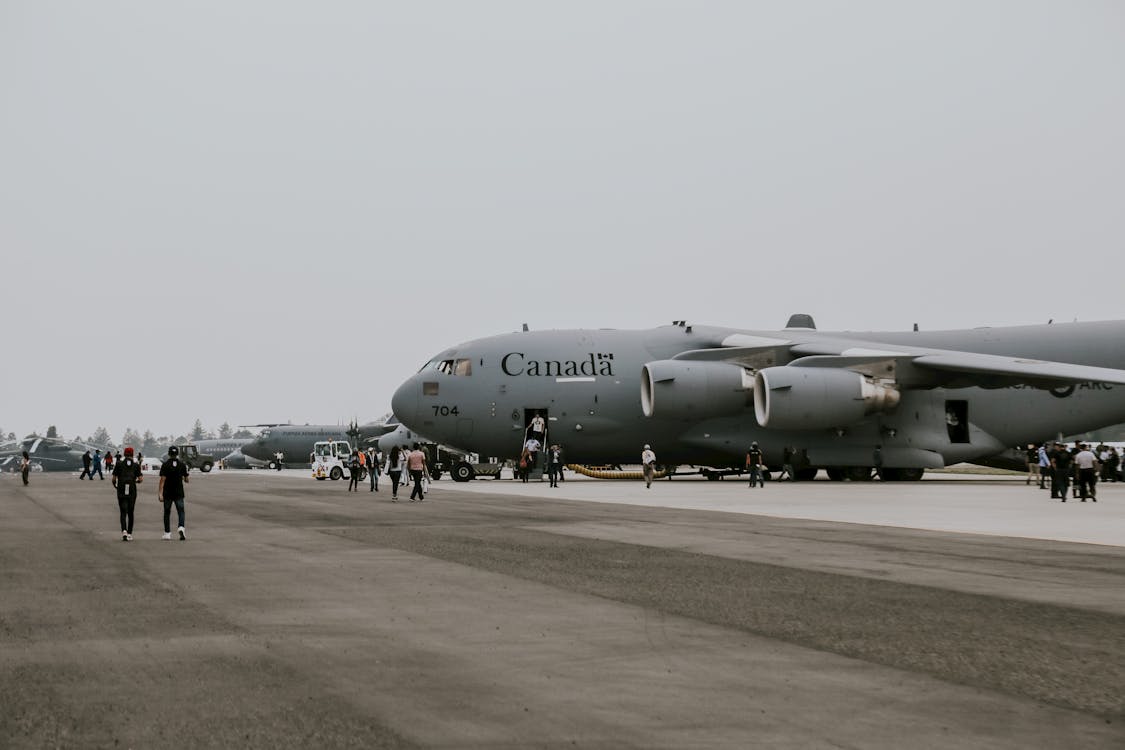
[945,400,970,444]
[524,408,548,445]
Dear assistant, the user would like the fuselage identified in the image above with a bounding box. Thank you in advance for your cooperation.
[391,321,1125,470]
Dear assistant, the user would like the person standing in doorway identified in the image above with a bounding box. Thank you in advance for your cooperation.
[407,444,428,502]
[112,446,142,541]
[641,444,657,488]
[159,445,190,540]
[529,411,546,444]
[746,442,764,488]
[20,450,31,486]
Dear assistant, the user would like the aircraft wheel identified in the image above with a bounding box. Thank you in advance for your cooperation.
[704,470,721,481]
[845,467,874,481]
[268,461,277,470]
[882,467,925,481]
[430,469,443,481]
[452,461,475,482]
[200,462,213,473]
[329,466,343,481]
[826,468,845,482]
[794,468,818,481]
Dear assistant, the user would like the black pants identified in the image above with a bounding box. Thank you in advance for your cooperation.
[548,464,560,486]
[1078,468,1097,499]
[1053,470,1070,499]
[21,468,29,485]
[118,492,137,533]
[409,469,424,500]
[163,497,185,532]
[389,470,402,496]
[80,465,92,479]
[348,470,360,491]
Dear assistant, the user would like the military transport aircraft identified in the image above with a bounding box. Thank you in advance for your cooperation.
[240,418,397,467]
[192,438,265,469]
[0,435,99,473]
[391,316,1125,481]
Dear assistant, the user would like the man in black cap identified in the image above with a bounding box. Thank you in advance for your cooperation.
[112,446,143,541]
[159,445,190,540]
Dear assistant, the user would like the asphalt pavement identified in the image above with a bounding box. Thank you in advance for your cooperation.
[1,471,1122,748]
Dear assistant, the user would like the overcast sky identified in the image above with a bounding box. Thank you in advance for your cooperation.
[2,1,1123,443]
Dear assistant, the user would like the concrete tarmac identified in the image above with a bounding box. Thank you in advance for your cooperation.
[1,471,1123,748]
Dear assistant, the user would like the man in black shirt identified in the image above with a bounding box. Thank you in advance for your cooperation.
[1050,443,1072,501]
[159,445,190,540]
[112,446,143,541]
[79,450,93,480]
[746,442,764,488]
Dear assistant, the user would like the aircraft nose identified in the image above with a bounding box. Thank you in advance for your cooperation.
[391,377,420,430]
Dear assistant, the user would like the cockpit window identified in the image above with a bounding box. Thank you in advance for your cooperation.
[433,358,473,376]
[261,429,271,440]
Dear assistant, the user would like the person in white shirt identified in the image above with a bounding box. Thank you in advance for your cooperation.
[1073,443,1098,502]
[641,444,657,488]
[529,412,546,443]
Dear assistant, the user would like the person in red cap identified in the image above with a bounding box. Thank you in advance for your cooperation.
[112,446,143,541]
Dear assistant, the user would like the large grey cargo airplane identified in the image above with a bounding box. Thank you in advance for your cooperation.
[240,420,396,467]
[0,436,99,473]
[391,316,1125,481]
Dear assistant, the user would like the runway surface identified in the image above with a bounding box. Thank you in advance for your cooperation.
[1,471,1123,748]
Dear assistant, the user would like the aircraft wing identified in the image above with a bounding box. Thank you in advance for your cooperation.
[908,351,1125,387]
[692,336,1125,389]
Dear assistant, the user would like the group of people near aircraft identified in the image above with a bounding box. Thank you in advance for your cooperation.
[1027,441,1121,501]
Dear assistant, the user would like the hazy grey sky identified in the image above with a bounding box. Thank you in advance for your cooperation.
[2,1,1123,442]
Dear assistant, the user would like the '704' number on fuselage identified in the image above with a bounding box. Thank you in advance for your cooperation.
[432,405,460,417]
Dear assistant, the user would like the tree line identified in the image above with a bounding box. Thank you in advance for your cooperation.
[9,420,256,453]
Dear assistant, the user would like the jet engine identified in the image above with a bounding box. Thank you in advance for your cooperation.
[753,367,900,430]
[641,360,754,420]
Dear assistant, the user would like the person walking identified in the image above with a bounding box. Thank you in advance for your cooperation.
[79,449,93,480]
[1025,444,1038,486]
[1051,443,1072,501]
[20,450,31,486]
[746,442,764,488]
[641,444,657,488]
[368,449,380,492]
[407,445,428,502]
[91,449,105,480]
[1074,443,1098,502]
[546,444,563,487]
[104,450,114,476]
[385,446,405,500]
[112,446,143,541]
[159,445,190,540]
[529,411,546,444]
[348,450,362,492]
[1037,442,1051,490]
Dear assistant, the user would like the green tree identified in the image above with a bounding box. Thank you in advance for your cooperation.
[91,426,114,449]
[233,428,254,439]
[191,419,205,441]
[122,428,142,449]
[46,425,58,438]
[142,430,160,455]
[219,422,233,439]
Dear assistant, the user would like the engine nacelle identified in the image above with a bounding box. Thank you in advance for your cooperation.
[641,360,754,420]
[753,367,900,430]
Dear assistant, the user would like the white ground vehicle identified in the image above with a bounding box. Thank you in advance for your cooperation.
[312,440,365,481]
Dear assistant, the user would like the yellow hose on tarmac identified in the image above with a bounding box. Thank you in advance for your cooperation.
[566,464,669,480]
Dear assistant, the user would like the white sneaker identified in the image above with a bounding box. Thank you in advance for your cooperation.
[126,533,133,541]
[178,527,186,541]
[162,532,172,540]
[122,531,129,541]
